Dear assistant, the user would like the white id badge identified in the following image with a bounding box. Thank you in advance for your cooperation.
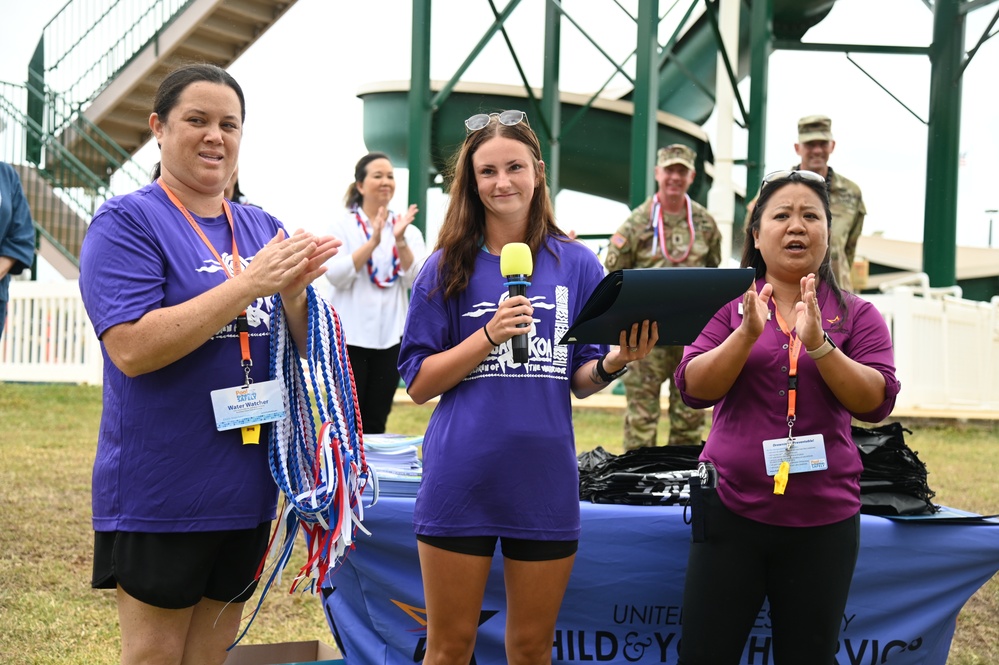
[762,434,828,476]
[210,379,286,431]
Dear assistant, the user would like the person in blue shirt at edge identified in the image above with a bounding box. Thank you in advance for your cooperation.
[0,160,36,339]
[397,109,660,665]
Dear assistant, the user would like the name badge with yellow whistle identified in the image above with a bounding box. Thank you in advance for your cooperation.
[210,379,285,438]
[762,434,828,476]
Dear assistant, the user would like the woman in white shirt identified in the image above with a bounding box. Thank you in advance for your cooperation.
[325,152,426,433]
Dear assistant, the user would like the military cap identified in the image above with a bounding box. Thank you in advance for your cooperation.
[657,144,696,171]
[798,115,834,143]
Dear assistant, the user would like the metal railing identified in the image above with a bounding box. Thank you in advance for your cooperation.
[1,81,146,267]
[30,0,193,113]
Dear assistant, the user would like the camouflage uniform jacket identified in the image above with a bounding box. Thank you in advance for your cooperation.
[604,196,722,272]
[824,166,866,292]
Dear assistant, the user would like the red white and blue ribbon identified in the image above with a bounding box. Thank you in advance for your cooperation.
[354,206,402,288]
[230,284,377,648]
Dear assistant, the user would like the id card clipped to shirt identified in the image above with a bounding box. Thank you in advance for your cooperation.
[762,434,828,476]
[211,379,285,436]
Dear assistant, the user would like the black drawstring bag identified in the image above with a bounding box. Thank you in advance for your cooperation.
[578,445,703,505]
[852,422,938,516]
[578,424,938,516]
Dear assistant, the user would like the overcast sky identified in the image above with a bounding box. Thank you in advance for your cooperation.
[3,0,998,263]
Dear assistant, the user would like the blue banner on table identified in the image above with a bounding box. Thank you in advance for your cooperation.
[322,497,999,665]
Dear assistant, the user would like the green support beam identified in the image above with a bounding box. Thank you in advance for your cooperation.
[26,39,45,165]
[923,0,964,287]
[745,0,773,202]
[629,0,660,208]
[407,0,432,236]
[542,1,561,198]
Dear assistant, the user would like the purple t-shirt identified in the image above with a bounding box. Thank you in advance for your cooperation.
[398,240,607,540]
[674,278,900,527]
[79,182,283,533]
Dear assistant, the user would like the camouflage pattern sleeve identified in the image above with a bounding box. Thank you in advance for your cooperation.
[687,201,722,268]
[828,172,866,291]
[704,211,722,267]
[843,190,866,272]
[604,204,646,271]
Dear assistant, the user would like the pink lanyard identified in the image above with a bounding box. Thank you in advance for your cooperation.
[354,207,401,288]
[650,193,695,263]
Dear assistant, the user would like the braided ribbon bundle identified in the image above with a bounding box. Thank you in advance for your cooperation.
[232,285,375,645]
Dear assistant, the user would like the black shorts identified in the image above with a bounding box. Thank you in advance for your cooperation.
[416,534,577,561]
[92,522,272,609]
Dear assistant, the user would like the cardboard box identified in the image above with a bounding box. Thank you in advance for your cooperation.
[222,640,342,665]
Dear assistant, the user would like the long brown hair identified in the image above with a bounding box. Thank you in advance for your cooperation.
[434,113,567,300]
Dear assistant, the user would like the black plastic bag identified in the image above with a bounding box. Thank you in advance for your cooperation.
[852,422,938,516]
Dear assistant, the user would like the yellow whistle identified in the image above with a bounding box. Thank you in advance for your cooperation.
[241,425,261,445]
[773,460,789,495]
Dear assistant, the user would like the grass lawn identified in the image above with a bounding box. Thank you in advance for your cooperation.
[1,383,997,664]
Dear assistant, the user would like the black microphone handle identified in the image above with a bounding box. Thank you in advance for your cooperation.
[507,275,529,364]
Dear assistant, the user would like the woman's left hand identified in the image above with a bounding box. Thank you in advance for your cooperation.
[393,204,419,242]
[247,228,341,301]
[604,320,659,370]
[795,273,825,351]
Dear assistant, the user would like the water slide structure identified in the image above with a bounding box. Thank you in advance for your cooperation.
[358,0,988,288]
[2,0,992,289]
[361,0,838,209]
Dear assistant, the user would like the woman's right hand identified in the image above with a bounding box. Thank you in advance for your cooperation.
[738,281,773,341]
[368,206,389,243]
[486,293,534,344]
[242,229,334,299]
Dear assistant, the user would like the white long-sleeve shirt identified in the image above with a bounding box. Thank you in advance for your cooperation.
[323,208,427,349]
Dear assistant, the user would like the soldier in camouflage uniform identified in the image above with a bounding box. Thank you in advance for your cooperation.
[795,115,866,292]
[604,144,721,449]
[746,115,866,292]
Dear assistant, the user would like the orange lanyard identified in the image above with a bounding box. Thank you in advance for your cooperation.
[158,179,253,380]
[772,306,801,439]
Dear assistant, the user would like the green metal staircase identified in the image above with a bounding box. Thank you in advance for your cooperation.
[0,0,298,278]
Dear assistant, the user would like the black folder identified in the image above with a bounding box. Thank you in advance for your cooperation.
[560,267,756,346]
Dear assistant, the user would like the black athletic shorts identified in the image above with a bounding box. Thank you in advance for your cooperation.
[92,522,272,609]
[416,534,578,561]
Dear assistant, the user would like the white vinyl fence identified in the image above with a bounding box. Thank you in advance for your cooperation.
[3,279,999,414]
[1,280,102,384]
[865,285,999,413]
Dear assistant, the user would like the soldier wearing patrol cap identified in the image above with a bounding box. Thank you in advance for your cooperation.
[604,143,721,450]
[794,115,867,292]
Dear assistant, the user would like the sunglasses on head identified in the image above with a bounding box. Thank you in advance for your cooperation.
[761,169,826,190]
[464,110,529,134]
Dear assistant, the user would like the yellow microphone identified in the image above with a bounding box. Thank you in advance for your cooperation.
[499,243,533,364]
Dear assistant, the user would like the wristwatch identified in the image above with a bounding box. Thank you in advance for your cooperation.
[596,355,629,383]
[806,332,837,360]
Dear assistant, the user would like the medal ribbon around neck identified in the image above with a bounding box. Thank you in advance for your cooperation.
[353,206,402,288]
[650,193,695,263]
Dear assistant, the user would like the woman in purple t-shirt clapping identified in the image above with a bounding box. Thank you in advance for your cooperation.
[79,64,339,664]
